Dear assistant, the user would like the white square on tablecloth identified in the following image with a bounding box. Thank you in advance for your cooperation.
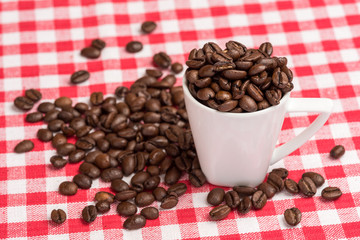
[340,49,359,62]
[3,32,21,46]
[123,228,143,240]
[318,209,341,225]
[314,73,336,89]
[48,235,70,240]
[104,70,123,83]
[39,75,60,89]
[69,6,82,19]
[295,8,315,22]
[194,17,214,30]
[99,24,117,38]
[5,127,24,141]
[198,221,219,237]
[6,153,26,167]
[96,2,114,16]
[127,1,145,14]
[7,179,26,194]
[161,224,181,240]
[90,230,105,240]
[46,176,67,192]
[2,55,21,68]
[158,0,175,11]
[190,1,209,9]
[301,154,323,170]
[329,123,352,139]
[70,28,85,41]
[192,192,208,208]
[161,20,180,33]
[236,217,260,234]
[334,26,353,40]
[347,176,360,193]
[101,46,120,60]
[307,51,328,66]
[326,5,345,18]
[356,207,360,220]
[227,14,249,27]
[268,33,287,46]
[1,10,18,24]
[36,30,56,43]
[4,78,23,91]
[7,206,27,223]
[38,52,58,65]
[35,8,54,21]
[262,11,281,24]
[165,42,184,55]
[301,29,321,44]
[340,150,359,165]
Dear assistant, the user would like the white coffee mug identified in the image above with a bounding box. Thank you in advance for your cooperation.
[183,76,333,187]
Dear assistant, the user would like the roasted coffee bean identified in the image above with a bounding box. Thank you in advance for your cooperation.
[85,151,101,163]
[59,181,78,196]
[189,169,206,187]
[238,196,252,214]
[171,62,183,74]
[265,89,281,106]
[73,173,92,189]
[126,41,143,53]
[74,102,88,114]
[197,88,215,101]
[57,112,72,123]
[165,166,181,185]
[161,192,178,209]
[233,186,256,196]
[149,148,166,165]
[135,192,155,207]
[225,190,240,208]
[50,155,68,169]
[100,167,123,182]
[52,133,67,148]
[117,201,137,217]
[76,137,95,151]
[61,124,76,137]
[70,118,87,131]
[91,39,106,50]
[48,119,64,132]
[146,69,163,79]
[298,177,317,197]
[247,83,264,102]
[95,191,114,203]
[143,175,160,190]
[54,97,72,109]
[37,102,55,113]
[115,190,137,201]
[141,207,159,220]
[26,112,43,123]
[90,92,103,106]
[239,95,258,112]
[96,201,110,214]
[207,188,225,206]
[153,187,167,202]
[147,165,160,176]
[257,100,270,110]
[14,140,34,153]
[284,207,301,226]
[14,96,34,110]
[141,21,157,33]
[79,162,101,179]
[81,47,101,59]
[215,91,232,102]
[321,187,342,200]
[271,168,288,179]
[25,89,42,102]
[259,42,273,56]
[267,172,284,192]
[222,69,247,80]
[70,70,90,84]
[94,153,111,169]
[330,145,345,159]
[257,182,277,198]
[174,155,191,172]
[284,179,299,194]
[121,154,136,176]
[82,205,97,223]
[51,209,66,224]
[252,190,267,209]
[209,204,231,221]
[302,172,324,187]
[153,52,171,68]
[248,64,266,76]
[111,179,129,192]
[37,129,53,142]
[131,171,151,187]
[123,214,146,230]
[167,183,187,197]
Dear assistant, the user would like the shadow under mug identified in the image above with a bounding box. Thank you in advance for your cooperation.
[183,76,333,187]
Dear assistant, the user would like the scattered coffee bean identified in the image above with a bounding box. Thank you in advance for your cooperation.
[96,201,110,213]
[14,140,34,153]
[37,102,55,113]
[71,70,90,84]
[26,112,43,123]
[330,145,345,159]
[126,41,143,53]
[141,207,159,220]
[252,190,267,209]
[91,39,106,50]
[238,196,252,214]
[82,205,97,223]
[25,89,42,102]
[153,52,171,68]
[171,62,183,74]
[135,192,155,207]
[233,186,256,196]
[50,155,68,169]
[146,69,163,78]
[167,183,187,197]
[51,209,66,224]
[267,172,284,192]
[81,47,101,59]
[115,190,137,202]
[257,182,277,198]
[80,162,101,179]
[37,129,53,142]
[55,97,72,109]
[57,143,76,156]
[14,96,34,111]
[73,174,92,189]
[111,179,129,192]
[59,181,78,196]
[141,21,157,33]
[321,187,342,200]
[153,187,167,202]
[207,188,225,206]
[284,179,299,194]
[123,214,146,230]
[161,192,178,209]
[209,204,231,220]
[284,207,301,226]
[189,169,206,187]
[101,168,123,182]
[117,201,137,216]
[302,172,324,187]
[298,177,317,197]
[271,168,288,179]
[225,190,240,208]
[95,191,114,203]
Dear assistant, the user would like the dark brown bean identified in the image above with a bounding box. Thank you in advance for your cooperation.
[225,190,240,208]
[271,168,289,179]
[96,201,110,214]
[71,70,90,84]
[14,140,34,153]
[238,196,252,214]
[117,201,137,217]
[284,179,299,194]
[302,172,325,187]
[209,204,231,221]
[79,162,101,179]
[111,179,129,192]
[101,168,123,182]
[252,190,267,209]
[73,174,92,189]
[153,187,167,202]
[167,183,187,197]
[233,186,256,196]
[171,62,183,74]
[59,181,78,196]
[284,207,301,226]
[267,172,284,192]
[160,192,178,209]
[37,129,53,142]
[123,214,146,230]
[321,187,342,200]
[81,47,101,59]
[82,205,97,223]
[207,188,225,206]
[91,39,106,50]
[257,182,277,198]
[95,191,114,203]
[141,21,157,33]
[50,155,68,169]
[51,209,66,224]
[115,190,137,202]
[14,96,34,110]
[298,177,317,197]
[26,112,43,123]
[239,95,258,112]
[25,89,42,102]
[126,41,143,53]
[330,145,345,159]
[135,192,155,207]
[141,207,159,220]
[153,52,171,68]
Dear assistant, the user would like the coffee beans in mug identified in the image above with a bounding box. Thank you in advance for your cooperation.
[14,140,34,153]
[82,205,97,223]
[284,207,301,226]
[51,209,66,224]
[302,172,324,187]
[126,41,143,53]
[123,214,146,230]
[207,188,225,206]
[59,181,78,196]
[141,21,157,33]
[14,96,34,110]
[330,145,345,159]
[298,177,316,197]
[209,204,231,221]
[71,70,90,84]
[321,187,342,200]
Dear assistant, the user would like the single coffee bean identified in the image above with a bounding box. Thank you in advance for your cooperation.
[117,201,137,217]
[95,191,114,203]
[207,188,225,206]
[101,168,123,182]
[126,41,143,53]
[252,190,267,209]
[70,70,90,84]
[271,168,288,179]
[153,187,167,202]
[160,192,178,209]
[239,95,258,112]
[91,39,106,50]
[74,102,89,113]
[37,129,53,142]
[153,52,171,68]
[257,182,277,198]
[147,165,160,176]
[115,190,137,201]
[44,109,60,122]
[321,187,342,200]
[171,62,183,74]
[165,166,181,185]
[61,124,76,137]
[149,148,166,165]
[189,169,206,187]
[135,192,155,207]
[238,196,252,214]
[52,133,67,148]
[141,21,157,33]
[141,207,159,220]
[81,47,101,59]
[298,177,317,197]
[259,42,273,56]
[302,172,324,187]
[146,68,163,78]
[96,201,110,213]
[95,153,111,169]
[90,92,103,106]
[82,205,97,223]
[48,119,64,132]
[25,89,42,102]
[284,179,299,194]
[14,140,34,153]
[59,181,78,196]
[14,96,34,110]
[68,149,85,163]
[196,88,215,101]
[233,186,256,196]
[73,174,92,189]
[143,175,160,190]
[225,190,240,208]
[57,143,76,156]
[79,162,101,179]
[37,102,55,113]
[54,97,72,109]
[111,179,129,192]
[123,214,146,230]
[51,209,66,224]
[50,155,68,169]
[209,204,231,221]
[25,112,43,123]
[167,183,187,197]
[267,172,284,192]
[330,145,345,159]
[284,207,301,226]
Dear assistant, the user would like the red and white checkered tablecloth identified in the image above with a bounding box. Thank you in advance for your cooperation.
[1,0,360,239]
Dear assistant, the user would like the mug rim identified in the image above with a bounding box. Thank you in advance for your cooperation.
[182,75,290,118]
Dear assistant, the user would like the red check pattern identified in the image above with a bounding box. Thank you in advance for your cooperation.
[1,0,360,239]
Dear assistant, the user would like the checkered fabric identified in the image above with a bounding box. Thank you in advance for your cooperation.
[1,0,360,239]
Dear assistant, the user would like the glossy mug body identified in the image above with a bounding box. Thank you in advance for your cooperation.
[183,76,333,187]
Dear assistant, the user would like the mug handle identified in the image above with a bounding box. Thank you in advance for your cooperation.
[270,98,333,165]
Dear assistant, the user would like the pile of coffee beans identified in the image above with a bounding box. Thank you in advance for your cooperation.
[81,39,106,59]
[185,41,294,112]
[14,88,42,111]
[207,168,342,226]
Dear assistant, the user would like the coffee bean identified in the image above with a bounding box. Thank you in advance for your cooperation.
[238,196,252,214]
[76,136,95,151]
[160,192,178,209]
[259,42,273,56]
[37,129,53,142]
[330,145,345,159]
[209,204,231,221]
[197,88,215,101]
[14,96,34,110]
[189,169,206,187]
[141,21,157,33]
[57,143,76,156]
[123,214,146,230]
[167,183,187,197]
[298,177,317,197]
[225,190,240,208]
[50,155,68,169]
[95,191,114,203]
[284,207,301,226]
[91,39,106,50]
[90,92,103,106]
[96,201,110,213]
[25,89,42,102]
[111,179,129,192]
[68,149,85,163]
[81,47,101,59]
[153,52,171,68]
[14,140,34,153]
[271,168,288,179]
[252,190,267,209]
[321,187,342,200]
[284,179,299,194]
[257,182,277,198]
[207,188,225,206]
[126,41,143,53]
[233,186,256,196]
[101,168,123,182]
[37,102,55,113]
[135,192,155,207]
[59,181,78,196]
[52,133,67,148]
[73,173,92,189]
[171,62,183,74]
[153,187,167,202]
[51,209,66,224]
[165,166,181,185]
[44,109,60,122]
[239,95,258,112]
[94,153,111,169]
[82,205,97,223]
[141,207,159,220]
[147,165,160,176]
[26,112,43,123]
[117,201,137,216]
[149,148,166,165]
[302,172,324,187]
[48,119,64,132]
[146,69,163,78]
[143,175,160,190]
[267,172,284,192]
[115,190,137,202]
[55,97,72,109]
[61,124,76,137]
